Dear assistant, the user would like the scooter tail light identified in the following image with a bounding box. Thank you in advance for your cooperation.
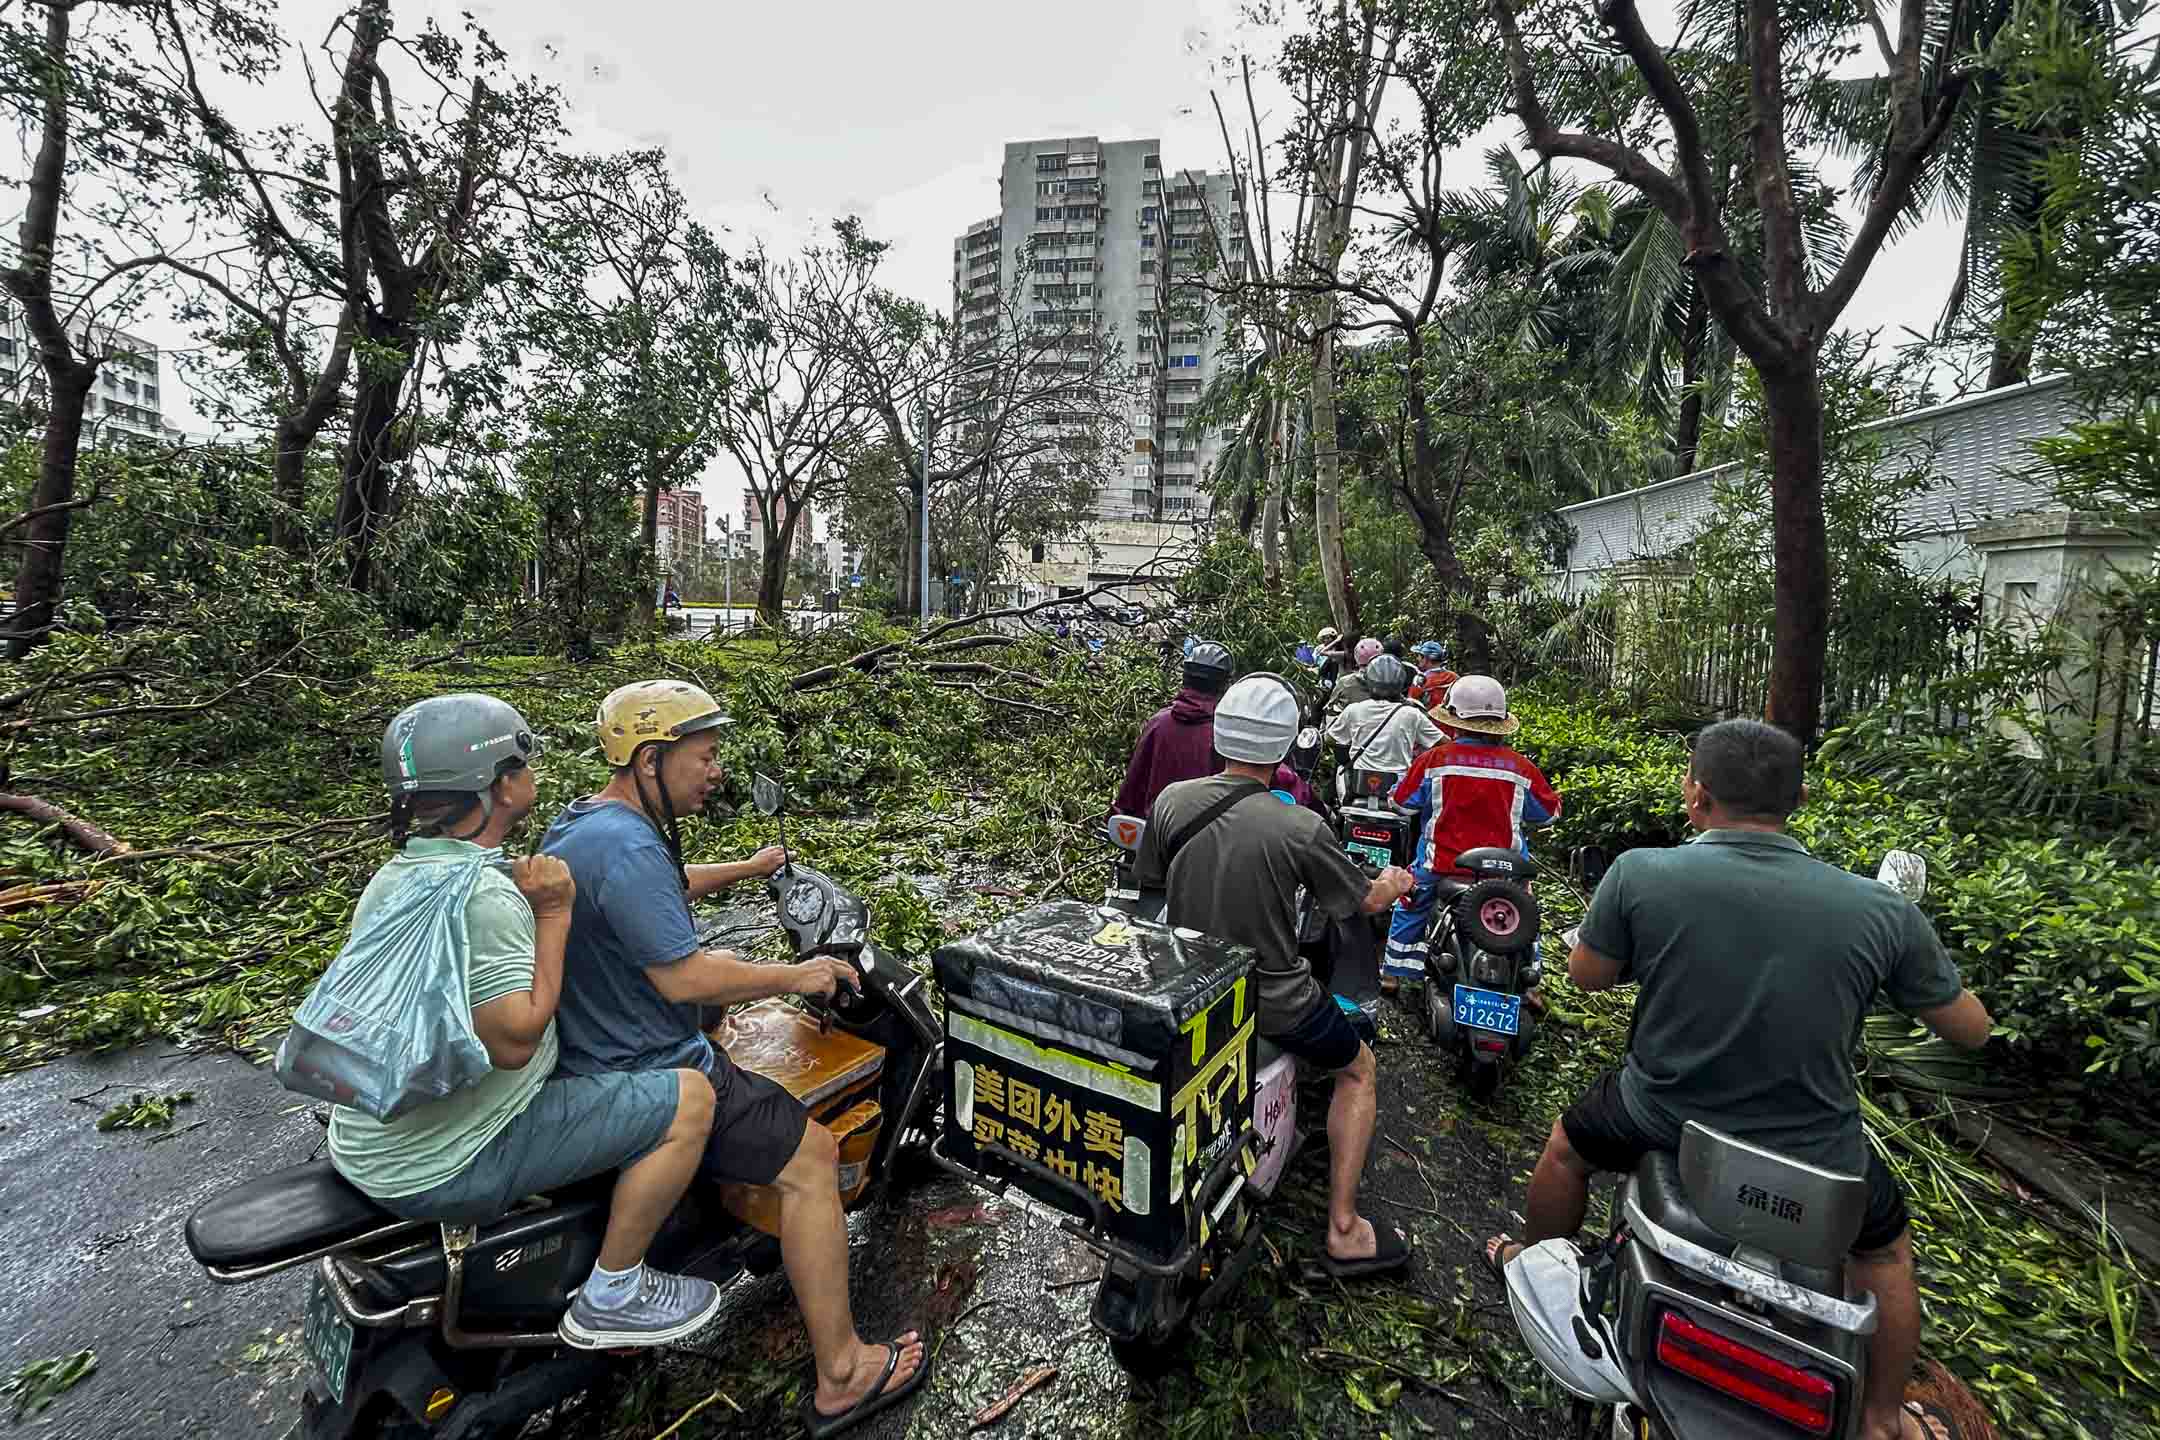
[1473,1037,1508,1054]
[1654,1309,1836,1436]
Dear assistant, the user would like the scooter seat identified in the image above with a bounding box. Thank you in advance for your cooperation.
[186,1158,409,1272]
[1634,1152,1843,1294]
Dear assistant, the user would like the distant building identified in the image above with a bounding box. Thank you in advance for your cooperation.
[654,486,706,566]
[0,310,185,448]
[951,135,1244,526]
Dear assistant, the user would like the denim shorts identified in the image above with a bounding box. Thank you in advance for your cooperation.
[379,1068,682,1223]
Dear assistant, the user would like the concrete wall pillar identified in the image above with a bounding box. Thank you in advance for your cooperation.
[1970,510,2157,757]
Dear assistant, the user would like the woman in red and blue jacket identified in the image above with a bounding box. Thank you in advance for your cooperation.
[1383,676,1559,983]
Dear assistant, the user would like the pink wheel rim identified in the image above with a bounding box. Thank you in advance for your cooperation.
[1481,898,1521,937]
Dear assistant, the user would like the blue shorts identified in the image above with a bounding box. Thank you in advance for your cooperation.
[377,1068,681,1223]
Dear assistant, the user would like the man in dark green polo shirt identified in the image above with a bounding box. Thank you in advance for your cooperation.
[1485,719,1991,1440]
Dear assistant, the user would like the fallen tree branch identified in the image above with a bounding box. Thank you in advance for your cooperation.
[1,642,307,732]
[788,576,1154,691]
[99,811,389,866]
[929,680,1060,719]
[0,793,132,855]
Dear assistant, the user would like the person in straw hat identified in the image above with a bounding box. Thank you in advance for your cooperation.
[1382,676,1560,993]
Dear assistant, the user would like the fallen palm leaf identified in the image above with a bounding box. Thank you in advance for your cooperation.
[970,1364,1056,1429]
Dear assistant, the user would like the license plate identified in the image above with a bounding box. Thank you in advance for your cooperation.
[1454,984,1522,1037]
[1344,840,1391,869]
[303,1269,354,1405]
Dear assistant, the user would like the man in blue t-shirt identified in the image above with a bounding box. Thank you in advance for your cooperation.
[544,680,928,1435]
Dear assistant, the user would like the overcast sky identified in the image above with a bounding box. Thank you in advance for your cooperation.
[149,0,1965,531]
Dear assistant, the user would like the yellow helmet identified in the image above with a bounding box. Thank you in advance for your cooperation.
[596,680,731,768]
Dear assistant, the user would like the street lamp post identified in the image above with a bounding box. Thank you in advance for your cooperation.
[919,391,932,626]
[724,526,733,634]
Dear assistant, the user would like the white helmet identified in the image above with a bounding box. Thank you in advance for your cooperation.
[1214,675,1299,765]
[1503,1239,1638,1406]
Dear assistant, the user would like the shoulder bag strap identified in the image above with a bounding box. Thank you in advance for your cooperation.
[1162,778,1272,873]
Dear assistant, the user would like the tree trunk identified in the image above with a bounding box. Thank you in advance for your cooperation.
[1761,366,1829,743]
[1986,330,2033,390]
[1261,395,1284,587]
[5,374,93,659]
[1309,327,1357,635]
[271,417,312,552]
[333,331,405,592]
[640,477,662,559]
[2,1,89,659]
[1674,286,1710,474]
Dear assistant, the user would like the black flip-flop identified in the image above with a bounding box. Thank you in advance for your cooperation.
[1904,1399,1964,1440]
[1479,1232,1520,1281]
[1322,1219,1412,1278]
[801,1338,930,1439]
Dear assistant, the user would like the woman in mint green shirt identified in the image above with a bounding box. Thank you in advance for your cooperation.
[327,694,724,1350]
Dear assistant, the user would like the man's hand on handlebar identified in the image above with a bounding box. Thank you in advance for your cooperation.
[1360,865,1417,915]
[748,845,788,878]
[789,954,863,1000]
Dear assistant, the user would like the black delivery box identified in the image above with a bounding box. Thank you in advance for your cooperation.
[933,900,1259,1262]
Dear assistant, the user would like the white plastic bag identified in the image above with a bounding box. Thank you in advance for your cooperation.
[274,850,499,1120]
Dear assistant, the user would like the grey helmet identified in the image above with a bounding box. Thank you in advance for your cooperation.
[1182,640,1234,694]
[382,693,535,799]
[1362,653,1412,699]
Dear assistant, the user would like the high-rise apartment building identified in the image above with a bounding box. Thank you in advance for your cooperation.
[0,310,183,448]
[654,486,707,566]
[951,136,1244,525]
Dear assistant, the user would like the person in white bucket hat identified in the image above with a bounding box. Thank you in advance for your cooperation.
[1382,676,1560,987]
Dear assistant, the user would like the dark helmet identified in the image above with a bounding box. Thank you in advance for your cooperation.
[1363,654,1411,699]
[1183,640,1234,694]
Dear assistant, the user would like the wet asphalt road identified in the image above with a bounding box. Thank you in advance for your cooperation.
[0,1046,317,1439]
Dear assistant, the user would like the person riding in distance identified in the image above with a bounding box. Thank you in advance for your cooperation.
[1328,637,1386,711]
[1483,719,1992,1440]
[1326,654,1444,787]
[1314,625,1348,693]
[1407,641,1457,712]
[542,681,927,1434]
[1134,675,1419,1278]
[1383,676,1559,988]
[1112,640,1235,821]
[328,695,721,1349]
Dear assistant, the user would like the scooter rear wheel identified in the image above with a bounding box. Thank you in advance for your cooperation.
[1465,1057,1501,1101]
[1109,1323,1191,1381]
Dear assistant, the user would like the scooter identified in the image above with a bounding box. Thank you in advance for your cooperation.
[1418,846,1544,1101]
[182,774,941,1440]
[1503,851,1933,1440]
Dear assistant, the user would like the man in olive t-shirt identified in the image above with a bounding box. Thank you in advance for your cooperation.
[1487,720,1991,1440]
[1135,675,1417,1278]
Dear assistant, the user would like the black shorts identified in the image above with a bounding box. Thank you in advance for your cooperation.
[1268,994,1366,1073]
[1560,1071,1910,1255]
[696,1060,811,1187]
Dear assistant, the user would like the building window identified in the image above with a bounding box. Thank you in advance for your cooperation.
[1171,236,1194,250]
[1141,234,1155,248]
[1143,153,1160,169]
[1141,207,1157,223]
[1038,154,1067,172]
[1140,259,1156,274]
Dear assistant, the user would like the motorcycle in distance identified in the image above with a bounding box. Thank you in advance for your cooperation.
[1416,846,1545,1101]
[181,774,942,1440]
[1504,850,1935,1440]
